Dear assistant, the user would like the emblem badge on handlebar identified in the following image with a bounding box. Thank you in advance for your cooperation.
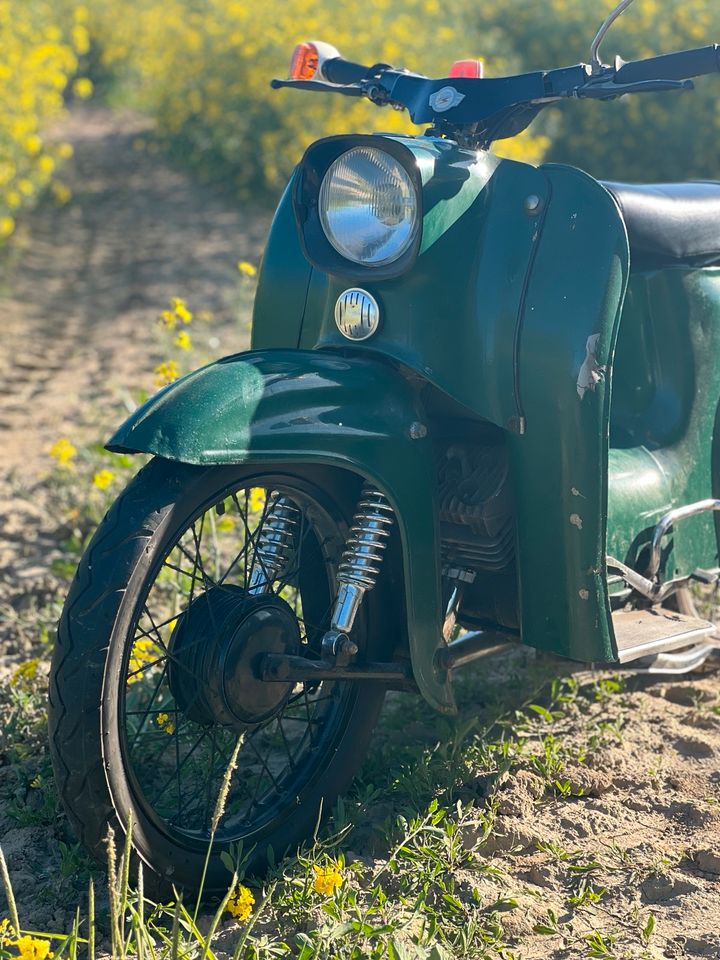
[429,86,465,113]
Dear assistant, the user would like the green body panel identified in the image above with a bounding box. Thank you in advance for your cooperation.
[251,177,311,350]
[297,143,550,431]
[507,165,630,661]
[607,267,720,576]
[108,350,454,714]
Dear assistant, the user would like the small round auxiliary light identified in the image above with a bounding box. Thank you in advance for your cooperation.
[334,288,381,341]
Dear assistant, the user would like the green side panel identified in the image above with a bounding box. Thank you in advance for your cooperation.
[251,174,311,350]
[299,147,550,430]
[508,164,630,661]
[107,350,453,714]
[607,267,720,576]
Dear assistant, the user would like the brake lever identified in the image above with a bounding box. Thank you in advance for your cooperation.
[574,77,695,99]
[270,78,364,97]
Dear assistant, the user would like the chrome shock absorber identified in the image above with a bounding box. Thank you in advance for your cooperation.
[323,485,395,659]
[248,494,302,594]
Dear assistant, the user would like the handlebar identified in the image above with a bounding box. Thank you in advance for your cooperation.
[614,44,720,85]
[273,41,720,146]
[322,56,374,86]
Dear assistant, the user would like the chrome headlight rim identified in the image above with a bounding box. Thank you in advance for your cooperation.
[294,135,424,282]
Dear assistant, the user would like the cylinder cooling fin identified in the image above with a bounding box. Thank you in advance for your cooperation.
[437,441,515,574]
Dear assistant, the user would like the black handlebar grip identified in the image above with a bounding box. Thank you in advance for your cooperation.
[321,57,372,85]
[615,44,720,85]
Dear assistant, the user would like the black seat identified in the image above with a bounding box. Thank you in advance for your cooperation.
[601,181,720,266]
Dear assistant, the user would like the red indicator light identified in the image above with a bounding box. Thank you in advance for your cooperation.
[449,59,484,79]
[290,42,320,81]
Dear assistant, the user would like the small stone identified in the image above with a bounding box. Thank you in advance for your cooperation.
[695,848,720,876]
[641,872,700,903]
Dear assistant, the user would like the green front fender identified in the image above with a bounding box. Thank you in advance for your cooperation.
[108,349,454,713]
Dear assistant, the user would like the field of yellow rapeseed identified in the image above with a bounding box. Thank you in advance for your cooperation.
[88,0,548,198]
[0,1,93,241]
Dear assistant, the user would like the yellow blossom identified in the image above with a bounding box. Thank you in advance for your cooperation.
[159,309,177,329]
[92,469,114,490]
[155,712,175,734]
[154,360,179,386]
[37,155,55,176]
[11,659,39,689]
[237,261,257,278]
[226,884,255,921]
[312,862,344,896]
[127,638,161,683]
[248,488,265,514]
[175,329,192,351]
[170,297,193,324]
[72,78,94,100]
[11,935,54,960]
[24,135,42,155]
[50,437,77,467]
[56,143,74,160]
[0,217,15,239]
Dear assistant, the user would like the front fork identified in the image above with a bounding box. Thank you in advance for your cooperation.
[248,484,395,663]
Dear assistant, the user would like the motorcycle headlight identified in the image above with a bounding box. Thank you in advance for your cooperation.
[319,146,419,266]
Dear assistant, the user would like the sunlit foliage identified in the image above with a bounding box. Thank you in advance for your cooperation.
[87,0,548,198]
[0,2,91,240]
[477,0,720,180]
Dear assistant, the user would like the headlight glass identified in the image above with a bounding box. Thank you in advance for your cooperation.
[319,147,419,265]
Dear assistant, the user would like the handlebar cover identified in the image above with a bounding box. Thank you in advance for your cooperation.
[614,44,720,85]
[322,57,372,85]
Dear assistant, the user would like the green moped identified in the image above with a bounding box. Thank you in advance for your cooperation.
[49,0,720,894]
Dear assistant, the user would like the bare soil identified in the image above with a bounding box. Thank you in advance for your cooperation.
[0,107,719,958]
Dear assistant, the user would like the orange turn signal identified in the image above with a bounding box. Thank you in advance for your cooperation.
[290,42,320,81]
[449,59,484,79]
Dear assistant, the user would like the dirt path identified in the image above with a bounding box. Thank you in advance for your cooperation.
[0,106,267,479]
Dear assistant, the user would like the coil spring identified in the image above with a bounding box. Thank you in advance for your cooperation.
[250,494,301,587]
[338,485,395,590]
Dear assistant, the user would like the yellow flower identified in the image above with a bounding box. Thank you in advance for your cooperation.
[12,659,39,689]
[237,261,257,278]
[17,179,34,198]
[248,488,266,514]
[155,712,175,734]
[175,330,192,351]
[72,78,94,100]
[159,309,177,330]
[24,135,42,155]
[56,143,74,160]
[226,884,255,921]
[312,862,344,896]
[0,217,15,240]
[11,935,54,960]
[38,155,55,176]
[50,437,77,467]
[170,297,193,324]
[92,469,114,491]
[5,191,21,210]
[154,360,179,386]
[127,638,160,683]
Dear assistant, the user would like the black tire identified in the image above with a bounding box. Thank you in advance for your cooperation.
[49,457,386,896]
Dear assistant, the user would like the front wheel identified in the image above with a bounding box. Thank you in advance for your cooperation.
[49,458,386,895]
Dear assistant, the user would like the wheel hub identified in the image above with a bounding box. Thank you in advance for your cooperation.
[167,586,300,731]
